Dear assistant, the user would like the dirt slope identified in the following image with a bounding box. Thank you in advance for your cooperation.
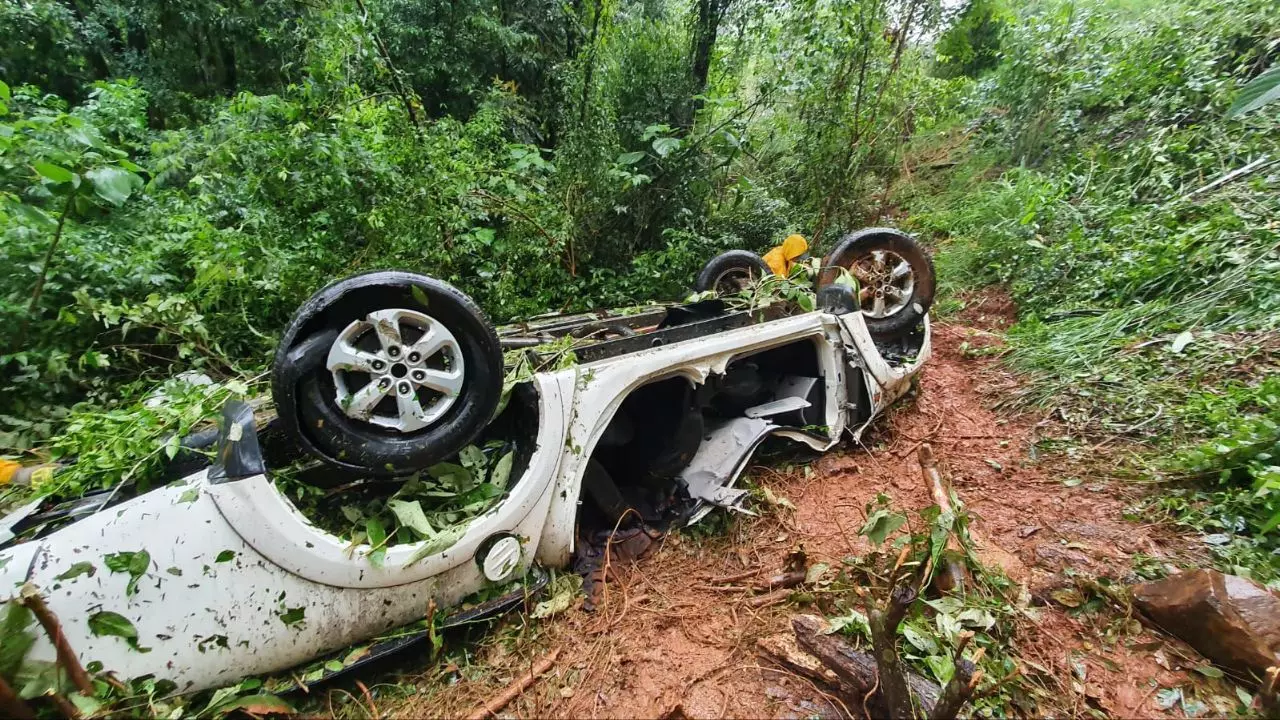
[399,295,1221,719]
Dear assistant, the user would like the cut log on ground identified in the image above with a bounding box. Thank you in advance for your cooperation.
[756,634,843,690]
[791,614,941,716]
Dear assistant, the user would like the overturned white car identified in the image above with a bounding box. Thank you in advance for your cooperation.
[0,229,933,698]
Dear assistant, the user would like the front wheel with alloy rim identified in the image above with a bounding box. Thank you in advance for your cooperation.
[817,228,935,338]
[271,272,502,480]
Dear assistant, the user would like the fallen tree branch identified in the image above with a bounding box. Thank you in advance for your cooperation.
[696,584,752,593]
[0,675,35,720]
[465,647,561,720]
[746,587,797,609]
[707,567,760,584]
[18,584,94,696]
[1178,155,1273,202]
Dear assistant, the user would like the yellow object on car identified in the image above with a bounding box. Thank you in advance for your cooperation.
[0,458,15,485]
[763,234,808,276]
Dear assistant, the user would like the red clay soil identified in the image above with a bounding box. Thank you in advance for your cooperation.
[397,291,1227,719]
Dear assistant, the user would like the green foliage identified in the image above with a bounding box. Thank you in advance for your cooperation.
[2,0,846,479]
[744,0,949,236]
[3,0,1274,599]
[1227,65,1280,119]
[911,0,1280,578]
[273,440,516,561]
[833,494,1026,715]
[87,610,145,649]
[37,377,251,499]
[934,0,1009,79]
[104,550,151,598]
[0,0,303,121]
[0,602,35,683]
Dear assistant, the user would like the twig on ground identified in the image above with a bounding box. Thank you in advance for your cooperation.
[972,666,1021,701]
[751,663,853,719]
[745,587,795,609]
[706,567,761,584]
[755,570,807,592]
[863,670,881,720]
[696,584,752,593]
[356,680,379,718]
[465,647,562,720]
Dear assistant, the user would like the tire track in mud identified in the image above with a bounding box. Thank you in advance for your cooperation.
[399,292,1211,719]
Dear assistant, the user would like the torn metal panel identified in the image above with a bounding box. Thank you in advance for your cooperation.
[681,417,775,522]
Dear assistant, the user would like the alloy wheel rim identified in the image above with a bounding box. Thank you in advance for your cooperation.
[325,308,465,432]
[850,250,914,318]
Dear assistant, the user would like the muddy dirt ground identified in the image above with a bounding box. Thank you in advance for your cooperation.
[391,292,1232,719]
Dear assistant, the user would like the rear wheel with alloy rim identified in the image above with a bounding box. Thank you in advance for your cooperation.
[817,228,935,338]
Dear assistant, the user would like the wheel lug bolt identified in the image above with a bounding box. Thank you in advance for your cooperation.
[398,382,412,395]
[411,369,426,382]
[378,377,391,389]
[371,360,385,371]
[388,346,401,358]
[407,351,422,363]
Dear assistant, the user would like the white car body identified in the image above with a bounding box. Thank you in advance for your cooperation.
[0,307,929,693]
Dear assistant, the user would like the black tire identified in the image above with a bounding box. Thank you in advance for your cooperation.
[817,228,935,337]
[271,271,502,478]
[694,250,771,295]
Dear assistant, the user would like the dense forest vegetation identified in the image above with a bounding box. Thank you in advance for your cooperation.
[1,0,1277,578]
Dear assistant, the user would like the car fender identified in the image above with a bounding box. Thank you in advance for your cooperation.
[838,313,931,426]
[208,374,570,589]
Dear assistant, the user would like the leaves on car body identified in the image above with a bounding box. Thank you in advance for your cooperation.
[88,610,150,652]
[104,550,150,596]
[277,606,306,627]
[54,561,96,581]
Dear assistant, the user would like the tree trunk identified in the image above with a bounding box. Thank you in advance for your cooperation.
[683,0,732,127]
[27,191,75,321]
[577,0,603,125]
